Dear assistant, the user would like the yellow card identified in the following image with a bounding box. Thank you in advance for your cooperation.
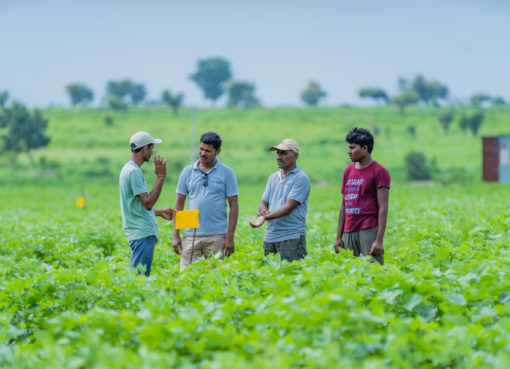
[175,210,200,230]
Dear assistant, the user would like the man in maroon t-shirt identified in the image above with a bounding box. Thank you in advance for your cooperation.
[334,127,390,265]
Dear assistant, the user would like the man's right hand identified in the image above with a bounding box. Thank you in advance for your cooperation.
[154,154,167,178]
[334,238,345,253]
[172,235,182,255]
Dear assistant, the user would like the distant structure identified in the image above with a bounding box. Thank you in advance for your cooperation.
[482,137,510,182]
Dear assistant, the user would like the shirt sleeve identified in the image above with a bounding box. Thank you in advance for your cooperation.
[176,167,190,195]
[225,168,239,197]
[261,175,273,202]
[288,175,311,204]
[375,166,391,189]
[130,169,148,197]
[340,167,349,194]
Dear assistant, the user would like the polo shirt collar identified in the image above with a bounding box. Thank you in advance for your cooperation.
[280,166,301,179]
[193,158,221,172]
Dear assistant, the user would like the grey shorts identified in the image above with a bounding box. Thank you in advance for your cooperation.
[263,235,307,262]
[344,227,384,265]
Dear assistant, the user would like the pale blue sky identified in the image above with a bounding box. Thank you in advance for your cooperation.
[1,0,509,107]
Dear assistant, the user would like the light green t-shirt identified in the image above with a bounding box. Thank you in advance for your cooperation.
[119,160,158,241]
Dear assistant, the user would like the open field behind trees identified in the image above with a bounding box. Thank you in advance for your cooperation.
[0,106,510,367]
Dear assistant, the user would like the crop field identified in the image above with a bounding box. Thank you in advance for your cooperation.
[0,106,509,368]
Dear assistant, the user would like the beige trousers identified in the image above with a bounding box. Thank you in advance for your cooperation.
[180,234,226,271]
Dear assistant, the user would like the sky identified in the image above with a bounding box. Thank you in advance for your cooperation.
[1,0,509,107]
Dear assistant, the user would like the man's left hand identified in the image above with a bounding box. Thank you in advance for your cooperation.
[369,240,383,256]
[223,237,235,257]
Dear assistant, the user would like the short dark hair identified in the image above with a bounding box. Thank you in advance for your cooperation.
[345,127,374,153]
[200,132,222,150]
[131,143,153,153]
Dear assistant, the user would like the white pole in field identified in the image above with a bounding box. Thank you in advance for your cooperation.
[190,108,197,164]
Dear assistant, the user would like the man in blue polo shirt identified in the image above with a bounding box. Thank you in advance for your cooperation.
[250,139,311,262]
[172,132,239,271]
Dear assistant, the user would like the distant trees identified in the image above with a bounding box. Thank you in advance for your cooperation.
[459,112,485,136]
[190,57,232,104]
[470,93,507,107]
[227,81,260,108]
[301,82,327,106]
[393,91,420,113]
[438,109,455,132]
[395,75,449,106]
[0,102,50,159]
[161,90,184,115]
[0,91,9,108]
[358,87,389,104]
[106,79,147,108]
[66,83,94,106]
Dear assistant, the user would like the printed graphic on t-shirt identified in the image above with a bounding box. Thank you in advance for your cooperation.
[344,178,364,215]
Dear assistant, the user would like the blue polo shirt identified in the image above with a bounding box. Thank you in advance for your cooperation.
[262,167,311,242]
[177,159,239,236]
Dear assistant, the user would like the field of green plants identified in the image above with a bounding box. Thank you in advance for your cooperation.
[1,106,509,368]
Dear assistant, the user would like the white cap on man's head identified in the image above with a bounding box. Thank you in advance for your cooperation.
[269,138,299,154]
[130,131,162,150]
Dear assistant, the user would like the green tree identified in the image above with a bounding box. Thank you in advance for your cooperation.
[0,91,9,108]
[470,93,492,107]
[0,102,50,159]
[105,79,147,106]
[411,75,449,105]
[66,83,94,106]
[468,112,484,136]
[438,109,455,132]
[161,90,184,115]
[393,90,419,113]
[190,57,232,104]
[227,81,260,108]
[107,97,128,111]
[492,96,507,106]
[301,82,327,106]
[405,152,432,180]
[459,115,469,133]
[106,79,133,102]
[131,83,147,105]
[358,87,389,104]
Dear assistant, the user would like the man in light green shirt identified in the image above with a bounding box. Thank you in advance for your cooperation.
[119,131,174,276]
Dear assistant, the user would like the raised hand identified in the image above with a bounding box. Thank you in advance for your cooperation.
[154,154,167,178]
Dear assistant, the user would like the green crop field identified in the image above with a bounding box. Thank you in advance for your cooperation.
[0,106,509,368]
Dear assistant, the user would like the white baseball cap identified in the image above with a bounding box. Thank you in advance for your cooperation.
[130,131,162,150]
[269,138,299,154]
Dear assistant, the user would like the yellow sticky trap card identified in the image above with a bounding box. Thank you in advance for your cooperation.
[175,210,200,230]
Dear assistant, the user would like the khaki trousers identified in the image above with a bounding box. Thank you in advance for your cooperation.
[180,234,226,271]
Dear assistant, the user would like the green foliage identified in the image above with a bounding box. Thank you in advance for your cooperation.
[161,90,184,115]
[459,112,485,136]
[471,94,507,108]
[393,91,420,113]
[358,87,389,104]
[106,79,146,106]
[410,75,449,105]
[103,115,114,126]
[0,183,510,368]
[405,151,431,180]
[0,102,50,158]
[190,57,232,103]
[227,81,260,108]
[438,109,455,132]
[65,83,94,106]
[301,81,327,106]
[107,97,128,111]
[0,90,9,108]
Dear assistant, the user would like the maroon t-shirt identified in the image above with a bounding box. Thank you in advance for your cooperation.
[341,161,390,233]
